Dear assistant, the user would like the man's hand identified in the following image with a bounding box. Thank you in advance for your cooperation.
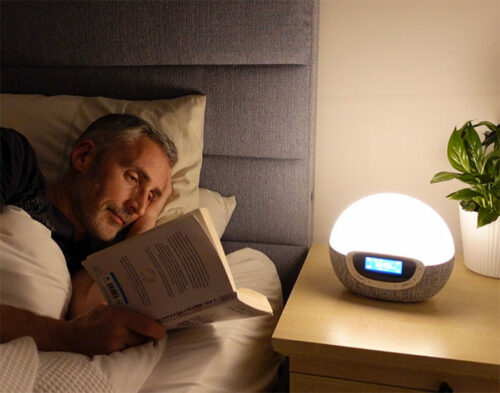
[1,304,166,357]
[64,304,166,356]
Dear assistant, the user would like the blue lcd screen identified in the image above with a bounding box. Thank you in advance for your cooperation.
[364,256,403,275]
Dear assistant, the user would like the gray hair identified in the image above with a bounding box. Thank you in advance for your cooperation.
[76,113,178,167]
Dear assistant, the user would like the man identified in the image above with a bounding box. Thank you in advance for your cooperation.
[0,114,177,356]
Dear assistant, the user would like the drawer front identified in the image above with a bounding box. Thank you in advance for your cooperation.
[291,373,428,393]
[290,355,500,392]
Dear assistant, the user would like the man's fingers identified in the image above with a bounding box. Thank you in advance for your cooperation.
[123,312,166,341]
[64,304,166,356]
[124,331,148,348]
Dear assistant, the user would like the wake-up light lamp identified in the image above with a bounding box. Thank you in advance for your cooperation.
[329,193,455,302]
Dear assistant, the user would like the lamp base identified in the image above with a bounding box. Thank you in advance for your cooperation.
[329,247,454,302]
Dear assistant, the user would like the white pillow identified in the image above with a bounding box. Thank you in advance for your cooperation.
[0,93,206,223]
[197,188,236,238]
[0,205,71,319]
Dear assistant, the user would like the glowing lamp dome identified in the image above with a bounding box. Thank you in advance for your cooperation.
[330,193,454,266]
[329,193,455,302]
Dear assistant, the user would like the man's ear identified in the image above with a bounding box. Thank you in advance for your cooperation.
[71,140,97,172]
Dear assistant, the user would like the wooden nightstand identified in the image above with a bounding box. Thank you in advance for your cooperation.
[272,243,500,392]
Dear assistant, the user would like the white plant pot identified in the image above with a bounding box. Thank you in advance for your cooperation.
[459,208,500,278]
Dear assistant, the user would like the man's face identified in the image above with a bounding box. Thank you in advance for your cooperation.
[71,135,172,242]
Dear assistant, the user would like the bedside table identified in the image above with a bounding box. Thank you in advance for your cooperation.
[272,243,500,392]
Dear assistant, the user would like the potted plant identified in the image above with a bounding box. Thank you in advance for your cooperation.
[431,120,499,278]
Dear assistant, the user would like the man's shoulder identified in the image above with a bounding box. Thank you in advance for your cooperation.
[0,126,47,210]
[1,127,34,154]
[1,127,41,173]
[1,127,28,140]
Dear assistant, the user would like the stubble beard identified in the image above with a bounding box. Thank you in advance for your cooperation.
[71,176,128,243]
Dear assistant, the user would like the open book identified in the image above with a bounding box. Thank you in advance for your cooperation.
[82,208,272,330]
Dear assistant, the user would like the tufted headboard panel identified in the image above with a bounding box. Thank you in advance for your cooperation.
[1,0,318,299]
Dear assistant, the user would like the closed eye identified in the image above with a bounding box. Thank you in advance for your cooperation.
[125,171,139,184]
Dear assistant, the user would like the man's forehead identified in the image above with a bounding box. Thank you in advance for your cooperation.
[114,138,171,182]
[117,136,168,163]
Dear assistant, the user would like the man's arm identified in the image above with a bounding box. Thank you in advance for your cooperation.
[67,268,107,319]
[0,305,68,350]
[0,304,166,357]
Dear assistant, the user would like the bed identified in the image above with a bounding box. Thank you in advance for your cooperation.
[0,1,319,392]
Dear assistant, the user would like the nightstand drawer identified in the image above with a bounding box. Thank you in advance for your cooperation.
[290,355,500,393]
[291,373,428,393]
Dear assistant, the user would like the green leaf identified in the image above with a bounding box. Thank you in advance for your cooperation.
[491,178,500,199]
[456,173,484,185]
[447,128,471,173]
[475,121,499,133]
[477,122,499,150]
[430,172,487,185]
[483,131,498,147]
[433,121,500,213]
[446,188,482,201]
[460,199,479,212]
[430,171,461,183]
[477,207,498,228]
[495,199,500,214]
[485,159,496,178]
[485,149,500,161]
[463,124,485,173]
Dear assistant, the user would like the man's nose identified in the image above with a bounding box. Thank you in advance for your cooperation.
[127,189,149,216]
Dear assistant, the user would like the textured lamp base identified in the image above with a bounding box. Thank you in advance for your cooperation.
[329,247,454,302]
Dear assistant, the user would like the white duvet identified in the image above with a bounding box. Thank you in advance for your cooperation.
[0,205,283,393]
[0,336,166,393]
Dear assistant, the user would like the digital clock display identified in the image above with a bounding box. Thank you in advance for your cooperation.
[365,256,403,275]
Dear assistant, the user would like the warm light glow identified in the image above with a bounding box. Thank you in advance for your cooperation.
[329,193,455,266]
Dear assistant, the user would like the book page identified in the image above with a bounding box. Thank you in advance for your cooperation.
[191,208,237,289]
[83,210,235,320]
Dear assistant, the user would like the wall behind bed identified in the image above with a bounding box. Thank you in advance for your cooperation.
[1,0,319,299]
[314,0,499,253]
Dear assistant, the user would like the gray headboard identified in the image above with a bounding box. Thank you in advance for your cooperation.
[1,0,319,300]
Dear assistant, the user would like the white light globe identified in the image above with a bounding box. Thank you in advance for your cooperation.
[329,193,455,266]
